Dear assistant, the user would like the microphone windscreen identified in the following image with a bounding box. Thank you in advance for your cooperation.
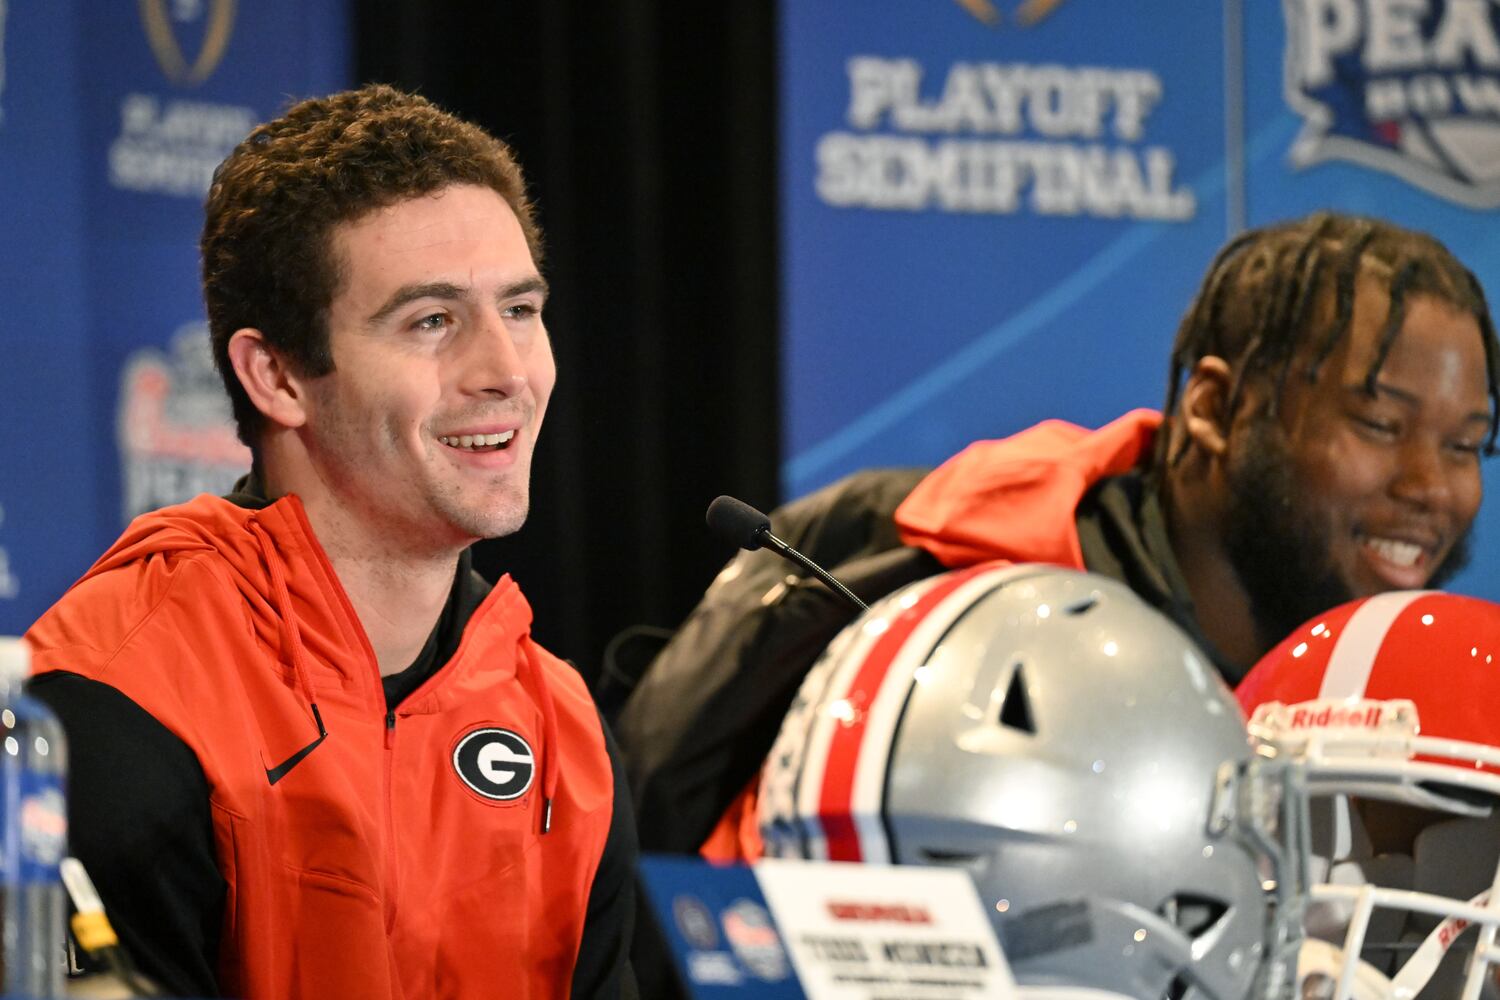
[706,495,771,551]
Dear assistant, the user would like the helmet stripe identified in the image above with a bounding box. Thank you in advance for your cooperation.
[790,586,914,860]
[1319,590,1432,700]
[818,562,1006,862]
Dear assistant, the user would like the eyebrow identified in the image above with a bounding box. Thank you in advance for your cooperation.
[365,275,550,326]
[1353,381,1491,425]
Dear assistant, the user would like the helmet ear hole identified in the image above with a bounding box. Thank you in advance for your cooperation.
[1159,893,1230,941]
[917,847,983,867]
[1064,593,1100,616]
[998,664,1035,733]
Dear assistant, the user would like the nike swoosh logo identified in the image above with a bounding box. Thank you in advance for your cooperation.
[265,704,329,786]
[264,731,328,785]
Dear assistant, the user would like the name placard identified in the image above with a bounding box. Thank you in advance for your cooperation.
[640,855,1015,999]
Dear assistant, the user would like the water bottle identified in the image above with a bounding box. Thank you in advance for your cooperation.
[0,638,67,998]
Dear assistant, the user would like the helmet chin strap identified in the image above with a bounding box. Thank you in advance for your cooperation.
[1302,883,1500,1000]
[1391,887,1493,998]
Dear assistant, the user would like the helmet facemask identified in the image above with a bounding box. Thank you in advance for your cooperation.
[1249,699,1500,1000]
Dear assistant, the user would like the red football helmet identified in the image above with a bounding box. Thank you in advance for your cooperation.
[1237,590,1500,1000]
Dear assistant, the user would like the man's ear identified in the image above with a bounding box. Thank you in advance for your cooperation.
[1179,356,1234,458]
[225,329,310,431]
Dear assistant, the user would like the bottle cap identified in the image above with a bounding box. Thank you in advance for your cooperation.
[0,636,30,685]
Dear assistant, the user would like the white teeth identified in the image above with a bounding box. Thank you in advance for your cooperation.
[439,431,517,450]
[1366,537,1422,568]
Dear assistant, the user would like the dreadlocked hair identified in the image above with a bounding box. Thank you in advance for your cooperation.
[1155,211,1500,471]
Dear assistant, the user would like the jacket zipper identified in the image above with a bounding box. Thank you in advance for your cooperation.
[382,707,401,931]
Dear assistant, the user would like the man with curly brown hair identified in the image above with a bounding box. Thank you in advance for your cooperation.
[26,84,636,999]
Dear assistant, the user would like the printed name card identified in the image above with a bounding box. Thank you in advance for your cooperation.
[640,855,1015,999]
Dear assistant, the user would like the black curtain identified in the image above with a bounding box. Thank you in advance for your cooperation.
[355,2,781,689]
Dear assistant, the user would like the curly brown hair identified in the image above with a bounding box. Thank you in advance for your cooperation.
[201,83,543,448]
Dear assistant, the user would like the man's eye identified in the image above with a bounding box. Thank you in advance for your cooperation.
[503,302,540,320]
[1449,439,1485,457]
[1354,416,1399,437]
[414,313,449,332]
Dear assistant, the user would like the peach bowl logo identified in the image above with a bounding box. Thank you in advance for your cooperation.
[721,899,790,982]
[117,324,251,520]
[1284,0,1500,207]
[138,0,236,87]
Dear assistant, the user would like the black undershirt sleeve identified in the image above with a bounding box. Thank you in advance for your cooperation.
[570,714,638,1000]
[28,671,224,999]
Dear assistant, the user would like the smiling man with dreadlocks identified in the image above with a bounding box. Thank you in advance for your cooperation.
[1146,212,1498,666]
[613,211,1500,874]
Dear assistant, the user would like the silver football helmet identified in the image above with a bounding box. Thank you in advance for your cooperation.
[758,563,1299,999]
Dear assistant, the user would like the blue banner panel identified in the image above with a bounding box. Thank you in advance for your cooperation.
[780,1,1230,499]
[0,1,350,634]
[0,1,93,636]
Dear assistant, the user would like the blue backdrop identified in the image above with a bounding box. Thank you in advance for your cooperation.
[780,0,1500,602]
[0,1,349,634]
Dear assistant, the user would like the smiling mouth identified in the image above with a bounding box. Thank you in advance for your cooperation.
[1360,534,1428,570]
[438,431,516,452]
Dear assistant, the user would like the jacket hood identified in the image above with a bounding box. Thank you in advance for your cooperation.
[85,493,268,580]
[894,409,1162,568]
[76,493,385,701]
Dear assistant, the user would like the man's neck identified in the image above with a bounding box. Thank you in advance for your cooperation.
[1160,473,1266,671]
[261,467,463,678]
[325,542,457,678]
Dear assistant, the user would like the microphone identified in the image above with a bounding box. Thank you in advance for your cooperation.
[705,496,868,613]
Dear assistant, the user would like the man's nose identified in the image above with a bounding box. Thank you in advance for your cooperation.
[462,316,529,398]
[1391,438,1454,511]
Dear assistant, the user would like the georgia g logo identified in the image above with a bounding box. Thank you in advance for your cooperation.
[452,728,535,802]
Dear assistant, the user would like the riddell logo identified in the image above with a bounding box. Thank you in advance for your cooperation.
[1250,698,1419,742]
[827,901,934,924]
[1436,890,1492,948]
[1439,915,1470,950]
[1284,0,1500,206]
[1287,703,1383,729]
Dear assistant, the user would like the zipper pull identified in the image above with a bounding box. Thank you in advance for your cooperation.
[384,709,396,749]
